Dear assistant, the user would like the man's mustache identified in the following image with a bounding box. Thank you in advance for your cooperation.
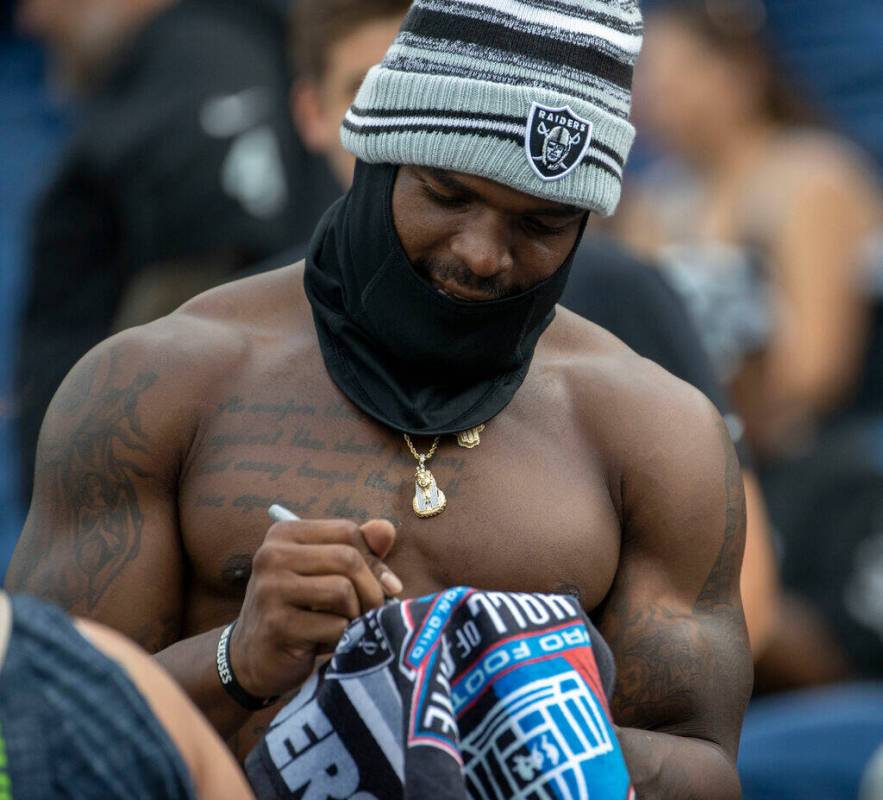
[414,257,518,300]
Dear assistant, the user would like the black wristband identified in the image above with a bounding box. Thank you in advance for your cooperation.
[216,620,279,711]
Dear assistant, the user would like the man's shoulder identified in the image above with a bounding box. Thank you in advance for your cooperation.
[544,307,720,441]
[75,264,307,403]
[175,260,305,321]
[162,261,308,356]
[547,305,682,389]
[38,264,310,472]
[545,309,735,540]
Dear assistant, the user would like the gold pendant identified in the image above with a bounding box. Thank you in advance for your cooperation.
[412,462,446,518]
[457,424,485,449]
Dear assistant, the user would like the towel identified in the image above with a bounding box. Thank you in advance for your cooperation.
[246,587,634,800]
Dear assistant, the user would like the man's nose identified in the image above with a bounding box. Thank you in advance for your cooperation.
[449,211,514,279]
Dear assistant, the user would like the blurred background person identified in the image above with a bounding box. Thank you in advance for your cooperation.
[612,2,883,797]
[619,0,883,458]
[290,0,410,192]
[737,681,883,800]
[14,0,339,514]
[243,0,411,274]
[616,0,883,686]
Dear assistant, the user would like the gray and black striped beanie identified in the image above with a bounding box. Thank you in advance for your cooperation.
[342,0,643,216]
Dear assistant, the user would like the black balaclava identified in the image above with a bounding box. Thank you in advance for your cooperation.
[304,161,586,436]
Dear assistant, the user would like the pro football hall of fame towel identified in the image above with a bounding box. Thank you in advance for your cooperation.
[246,587,635,800]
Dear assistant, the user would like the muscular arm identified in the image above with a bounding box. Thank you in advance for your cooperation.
[8,342,179,633]
[8,321,399,748]
[598,385,753,799]
[561,244,780,658]
[7,331,257,738]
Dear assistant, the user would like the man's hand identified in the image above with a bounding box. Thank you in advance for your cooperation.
[229,518,401,699]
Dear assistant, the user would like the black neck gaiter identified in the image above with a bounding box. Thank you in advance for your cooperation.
[304,161,584,436]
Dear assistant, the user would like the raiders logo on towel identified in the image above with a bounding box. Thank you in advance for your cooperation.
[525,102,593,182]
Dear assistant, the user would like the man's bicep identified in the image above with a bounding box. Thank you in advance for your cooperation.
[599,396,752,754]
[7,343,185,652]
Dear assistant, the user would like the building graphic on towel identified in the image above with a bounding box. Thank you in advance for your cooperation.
[460,656,626,800]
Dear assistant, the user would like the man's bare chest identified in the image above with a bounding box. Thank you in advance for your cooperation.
[178,377,621,632]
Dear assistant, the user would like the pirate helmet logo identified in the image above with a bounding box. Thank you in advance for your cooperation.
[525,102,593,182]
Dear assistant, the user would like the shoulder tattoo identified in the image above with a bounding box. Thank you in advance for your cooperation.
[12,355,159,612]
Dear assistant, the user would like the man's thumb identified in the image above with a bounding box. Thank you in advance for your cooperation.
[360,519,397,560]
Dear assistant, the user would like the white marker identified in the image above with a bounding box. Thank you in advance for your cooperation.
[268,504,301,523]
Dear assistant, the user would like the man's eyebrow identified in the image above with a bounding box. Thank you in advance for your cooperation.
[522,203,584,218]
[424,167,475,197]
[423,167,583,218]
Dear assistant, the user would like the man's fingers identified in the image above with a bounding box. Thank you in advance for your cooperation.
[286,609,351,648]
[287,575,360,619]
[267,519,402,599]
[267,519,358,547]
[357,520,402,595]
[274,543,386,612]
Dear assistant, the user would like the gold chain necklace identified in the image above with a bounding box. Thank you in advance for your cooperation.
[403,424,486,518]
[404,434,446,518]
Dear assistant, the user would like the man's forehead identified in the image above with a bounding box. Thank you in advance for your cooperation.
[414,166,584,218]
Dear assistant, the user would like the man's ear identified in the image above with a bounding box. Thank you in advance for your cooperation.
[291,80,327,154]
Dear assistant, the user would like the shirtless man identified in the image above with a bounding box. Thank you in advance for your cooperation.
[7,1,752,797]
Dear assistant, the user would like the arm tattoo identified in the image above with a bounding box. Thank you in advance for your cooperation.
[71,371,156,607]
[12,364,158,612]
[608,602,708,729]
[606,418,750,745]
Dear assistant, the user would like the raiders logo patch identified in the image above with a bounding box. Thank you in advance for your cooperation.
[525,102,593,182]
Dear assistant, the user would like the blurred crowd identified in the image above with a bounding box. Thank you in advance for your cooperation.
[1,0,882,797]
